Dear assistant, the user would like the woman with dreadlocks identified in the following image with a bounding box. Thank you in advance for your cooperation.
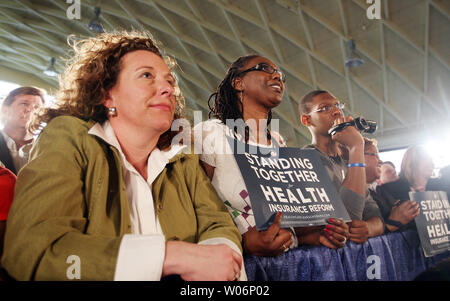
[194,55,297,256]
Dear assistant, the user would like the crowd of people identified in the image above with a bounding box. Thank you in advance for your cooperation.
[0,30,448,281]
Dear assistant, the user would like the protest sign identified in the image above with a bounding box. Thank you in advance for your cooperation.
[409,191,450,257]
[227,136,350,230]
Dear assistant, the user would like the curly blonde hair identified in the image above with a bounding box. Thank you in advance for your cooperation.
[33,30,185,150]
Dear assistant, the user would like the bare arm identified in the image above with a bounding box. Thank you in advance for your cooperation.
[367,217,384,237]
[349,217,383,244]
[333,116,366,196]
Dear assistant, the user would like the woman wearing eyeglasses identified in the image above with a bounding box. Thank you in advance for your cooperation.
[193,55,296,256]
[194,55,349,257]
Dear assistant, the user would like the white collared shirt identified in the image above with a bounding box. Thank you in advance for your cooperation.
[1,130,34,172]
[89,121,245,281]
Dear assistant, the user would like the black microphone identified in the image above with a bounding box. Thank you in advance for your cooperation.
[328,117,377,136]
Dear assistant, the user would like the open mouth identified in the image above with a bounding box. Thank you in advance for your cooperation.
[269,83,282,93]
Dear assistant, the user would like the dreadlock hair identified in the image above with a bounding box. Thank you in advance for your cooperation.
[208,54,273,143]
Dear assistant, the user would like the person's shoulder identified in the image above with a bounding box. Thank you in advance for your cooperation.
[0,166,16,180]
[37,116,98,150]
[194,119,223,130]
[378,178,410,198]
[193,118,227,141]
[168,151,201,175]
[302,144,316,150]
[46,116,92,133]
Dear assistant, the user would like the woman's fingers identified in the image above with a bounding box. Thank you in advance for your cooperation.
[324,228,347,247]
[265,212,283,241]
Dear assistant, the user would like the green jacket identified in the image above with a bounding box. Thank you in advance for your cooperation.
[1,116,241,280]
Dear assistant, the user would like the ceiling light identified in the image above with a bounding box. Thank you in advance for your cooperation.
[87,7,104,33]
[43,57,58,77]
[345,39,364,68]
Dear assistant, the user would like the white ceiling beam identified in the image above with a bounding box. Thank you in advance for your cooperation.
[0,51,56,85]
[0,8,67,53]
[13,0,90,36]
[351,75,407,126]
[184,0,227,71]
[254,0,284,64]
[337,1,355,114]
[0,64,55,91]
[115,0,145,30]
[0,42,51,70]
[220,7,247,55]
[146,0,320,92]
[296,3,317,89]
[429,0,450,19]
[378,22,388,130]
[299,0,443,118]
[352,0,449,70]
[340,37,355,113]
[14,0,93,36]
[337,0,349,37]
[296,3,314,50]
[0,25,64,62]
[149,0,214,92]
[379,23,389,103]
[383,0,390,20]
[220,0,346,78]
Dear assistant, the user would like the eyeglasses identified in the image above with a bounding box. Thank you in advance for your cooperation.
[364,152,381,161]
[310,102,345,113]
[238,63,286,83]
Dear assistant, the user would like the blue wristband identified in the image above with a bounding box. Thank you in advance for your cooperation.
[347,163,366,168]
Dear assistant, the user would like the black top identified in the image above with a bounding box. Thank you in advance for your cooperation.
[373,177,450,230]
[0,131,16,175]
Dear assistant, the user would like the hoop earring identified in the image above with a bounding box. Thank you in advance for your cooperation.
[108,107,117,117]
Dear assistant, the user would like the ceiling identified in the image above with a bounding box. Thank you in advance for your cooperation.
[0,0,449,150]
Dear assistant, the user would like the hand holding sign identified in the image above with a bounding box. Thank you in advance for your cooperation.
[349,220,370,244]
[409,191,450,257]
[321,218,350,248]
[296,218,349,249]
[388,200,420,226]
[243,212,293,256]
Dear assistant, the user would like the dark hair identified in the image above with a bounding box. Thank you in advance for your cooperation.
[363,137,378,150]
[298,90,329,115]
[208,54,273,142]
[382,161,396,169]
[3,87,45,107]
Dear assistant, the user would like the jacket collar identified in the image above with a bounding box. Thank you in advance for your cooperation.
[87,121,187,181]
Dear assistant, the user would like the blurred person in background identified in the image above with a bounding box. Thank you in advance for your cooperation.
[375,146,434,232]
[0,87,45,174]
[364,141,419,233]
[378,161,399,185]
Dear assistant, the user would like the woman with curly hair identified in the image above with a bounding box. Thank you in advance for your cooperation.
[1,31,243,281]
